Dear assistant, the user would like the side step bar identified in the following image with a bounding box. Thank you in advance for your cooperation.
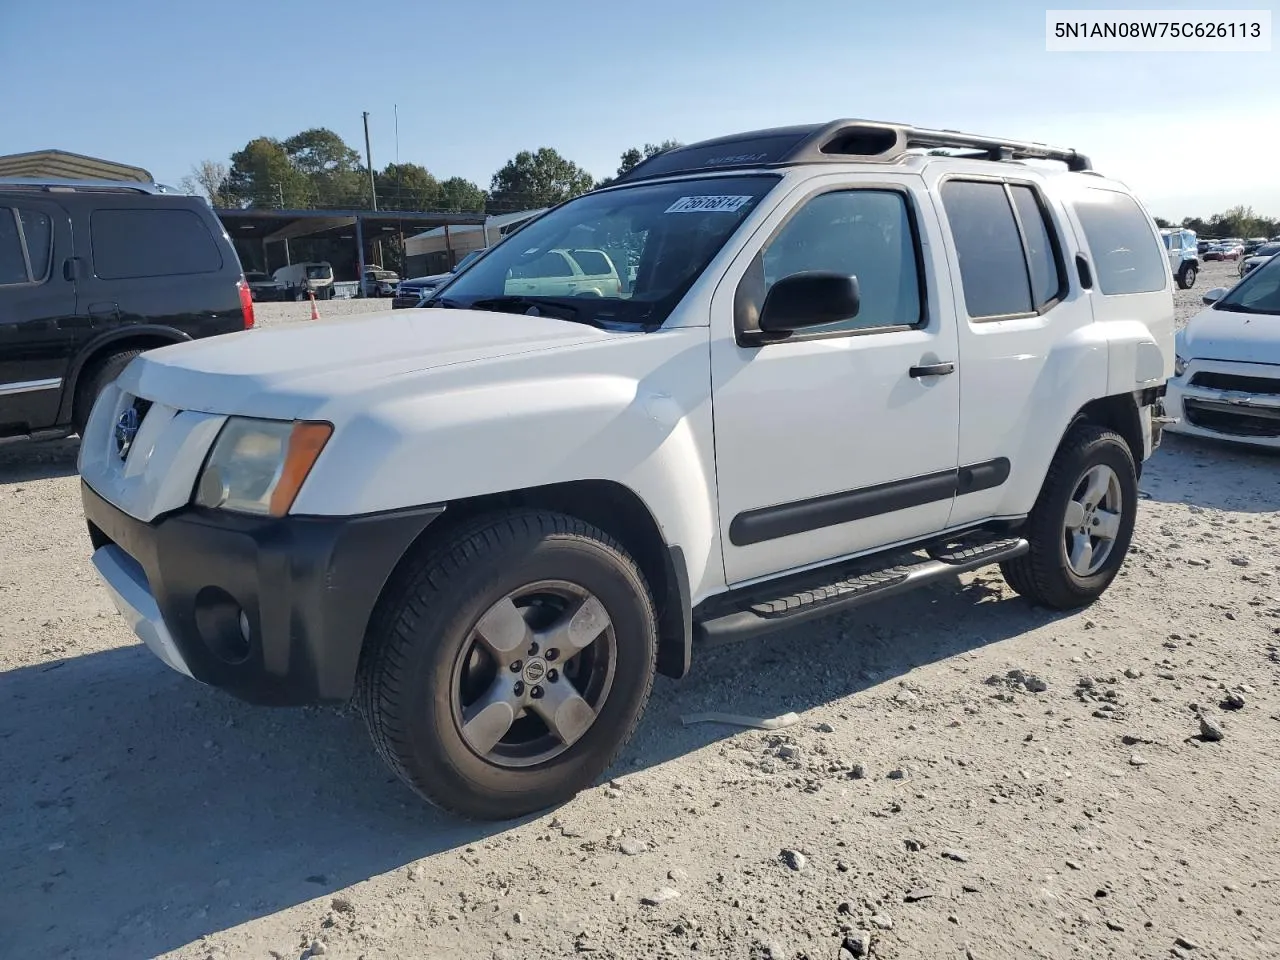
[695,537,1028,647]
[0,427,75,446]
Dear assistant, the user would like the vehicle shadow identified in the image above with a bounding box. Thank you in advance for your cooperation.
[0,437,81,485]
[0,573,1062,960]
[1140,433,1280,513]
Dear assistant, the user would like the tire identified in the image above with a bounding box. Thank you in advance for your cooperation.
[357,510,658,820]
[72,349,142,436]
[1000,424,1138,610]
[1177,263,1197,289]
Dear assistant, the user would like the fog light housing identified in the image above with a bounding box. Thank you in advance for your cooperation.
[193,587,252,664]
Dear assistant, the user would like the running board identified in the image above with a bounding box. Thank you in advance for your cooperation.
[694,537,1028,646]
[0,427,75,446]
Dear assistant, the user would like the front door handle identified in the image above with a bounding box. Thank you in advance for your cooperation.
[909,361,955,378]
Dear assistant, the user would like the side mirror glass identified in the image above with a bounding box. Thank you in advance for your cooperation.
[1202,287,1227,305]
[759,272,861,333]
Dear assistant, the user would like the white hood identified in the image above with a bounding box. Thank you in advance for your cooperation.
[120,309,619,421]
[1178,303,1280,365]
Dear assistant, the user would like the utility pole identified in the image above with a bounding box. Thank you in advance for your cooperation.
[362,110,381,271]
[362,111,378,211]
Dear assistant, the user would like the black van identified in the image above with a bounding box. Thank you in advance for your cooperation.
[0,178,253,443]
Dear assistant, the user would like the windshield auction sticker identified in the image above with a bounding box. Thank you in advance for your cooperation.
[665,196,754,214]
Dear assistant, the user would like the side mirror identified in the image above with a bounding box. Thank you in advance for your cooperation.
[1202,287,1227,305]
[759,272,860,333]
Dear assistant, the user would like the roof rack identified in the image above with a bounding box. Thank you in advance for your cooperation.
[0,177,182,195]
[613,119,1092,184]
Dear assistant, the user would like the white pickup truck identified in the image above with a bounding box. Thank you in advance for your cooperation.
[78,119,1174,820]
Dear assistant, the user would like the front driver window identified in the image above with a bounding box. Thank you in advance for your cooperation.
[759,189,923,332]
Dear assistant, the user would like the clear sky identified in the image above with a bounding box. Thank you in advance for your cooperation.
[3,0,1276,220]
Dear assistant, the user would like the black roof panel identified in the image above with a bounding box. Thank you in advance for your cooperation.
[613,119,1091,184]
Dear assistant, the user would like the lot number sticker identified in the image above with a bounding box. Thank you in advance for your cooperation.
[665,195,753,214]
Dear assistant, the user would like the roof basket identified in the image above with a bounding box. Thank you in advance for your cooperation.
[613,118,1092,184]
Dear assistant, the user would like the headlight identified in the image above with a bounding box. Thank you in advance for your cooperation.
[1174,354,1187,377]
[194,418,332,516]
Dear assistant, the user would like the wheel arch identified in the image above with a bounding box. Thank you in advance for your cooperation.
[1067,393,1145,479]
[385,479,693,681]
[58,327,192,425]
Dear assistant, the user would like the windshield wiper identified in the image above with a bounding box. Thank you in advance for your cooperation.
[1214,302,1266,314]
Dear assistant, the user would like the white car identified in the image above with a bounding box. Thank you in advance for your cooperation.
[78,118,1173,820]
[1167,253,1280,448]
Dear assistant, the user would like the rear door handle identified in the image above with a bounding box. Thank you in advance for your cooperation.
[909,361,955,378]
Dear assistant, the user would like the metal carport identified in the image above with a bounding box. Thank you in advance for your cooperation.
[213,208,489,286]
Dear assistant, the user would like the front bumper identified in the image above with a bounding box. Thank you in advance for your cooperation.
[83,481,444,705]
[1165,359,1280,448]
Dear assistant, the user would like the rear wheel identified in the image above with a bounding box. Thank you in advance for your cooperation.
[1177,263,1197,289]
[1000,424,1137,610]
[72,349,142,436]
[357,510,658,820]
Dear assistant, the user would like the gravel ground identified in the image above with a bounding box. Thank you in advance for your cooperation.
[3,261,1278,960]
[253,296,394,328]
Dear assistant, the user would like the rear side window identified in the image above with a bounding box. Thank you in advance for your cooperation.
[0,206,54,285]
[1009,185,1063,308]
[511,251,575,279]
[19,209,52,280]
[569,249,612,275]
[941,180,1064,319]
[1072,190,1168,295]
[0,209,27,285]
[91,208,224,280]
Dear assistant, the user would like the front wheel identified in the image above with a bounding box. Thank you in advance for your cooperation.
[1000,424,1137,610]
[357,510,658,820]
[1177,263,1197,289]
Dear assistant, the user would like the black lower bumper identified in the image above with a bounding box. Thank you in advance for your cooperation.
[82,481,444,706]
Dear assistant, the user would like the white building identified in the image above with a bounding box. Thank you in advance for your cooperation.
[404,208,546,276]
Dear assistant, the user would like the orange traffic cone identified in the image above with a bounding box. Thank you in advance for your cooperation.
[308,290,320,321]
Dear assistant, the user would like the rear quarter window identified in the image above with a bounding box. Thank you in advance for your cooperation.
[569,250,613,275]
[91,208,224,280]
[1072,190,1168,296]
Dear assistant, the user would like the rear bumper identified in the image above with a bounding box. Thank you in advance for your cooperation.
[83,481,444,705]
[1165,360,1280,448]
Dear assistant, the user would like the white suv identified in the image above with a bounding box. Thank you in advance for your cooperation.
[78,119,1174,820]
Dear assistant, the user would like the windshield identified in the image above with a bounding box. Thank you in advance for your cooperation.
[368,270,397,280]
[1255,243,1280,257]
[431,175,779,327]
[306,264,332,279]
[1217,254,1280,315]
[453,250,482,271]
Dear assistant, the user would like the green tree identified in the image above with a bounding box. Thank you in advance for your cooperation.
[438,176,487,213]
[282,128,361,177]
[488,148,594,212]
[281,128,366,207]
[1153,216,1173,229]
[224,138,310,208]
[376,162,440,211]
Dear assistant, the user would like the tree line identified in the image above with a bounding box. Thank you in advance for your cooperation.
[1154,206,1279,240]
[181,129,683,216]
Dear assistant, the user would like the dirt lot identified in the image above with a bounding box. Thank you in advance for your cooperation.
[3,261,1277,960]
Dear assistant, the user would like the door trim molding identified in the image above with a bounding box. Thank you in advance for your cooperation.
[0,377,62,397]
[728,458,1011,547]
